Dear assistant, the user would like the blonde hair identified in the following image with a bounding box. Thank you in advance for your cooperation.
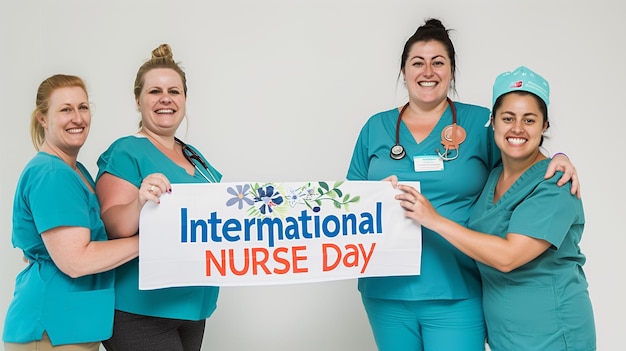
[134,44,188,129]
[30,74,88,150]
[134,43,187,100]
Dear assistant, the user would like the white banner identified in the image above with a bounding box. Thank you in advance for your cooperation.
[139,180,421,289]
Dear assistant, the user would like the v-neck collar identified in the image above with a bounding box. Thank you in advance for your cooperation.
[487,158,551,207]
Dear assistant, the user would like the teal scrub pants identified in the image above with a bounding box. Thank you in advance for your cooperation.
[362,296,486,351]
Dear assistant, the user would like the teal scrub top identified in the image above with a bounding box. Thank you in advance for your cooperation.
[96,135,222,320]
[347,101,500,300]
[3,153,115,346]
[469,159,595,351]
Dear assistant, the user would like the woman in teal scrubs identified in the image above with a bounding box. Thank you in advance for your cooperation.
[397,66,596,350]
[347,19,581,351]
[3,75,139,350]
[96,44,222,351]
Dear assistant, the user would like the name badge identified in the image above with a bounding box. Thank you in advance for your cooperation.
[414,155,444,172]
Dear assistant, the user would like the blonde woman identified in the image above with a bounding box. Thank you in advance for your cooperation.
[3,74,139,350]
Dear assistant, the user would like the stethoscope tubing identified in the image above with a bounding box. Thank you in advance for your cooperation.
[390,97,458,161]
[176,137,219,183]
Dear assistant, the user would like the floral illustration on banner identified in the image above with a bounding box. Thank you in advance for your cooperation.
[225,184,255,210]
[225,181,360,218]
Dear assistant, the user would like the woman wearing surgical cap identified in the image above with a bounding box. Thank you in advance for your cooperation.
[347,18,583,351]
[397,66,596,351]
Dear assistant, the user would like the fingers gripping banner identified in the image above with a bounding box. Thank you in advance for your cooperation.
[139,180,421,289]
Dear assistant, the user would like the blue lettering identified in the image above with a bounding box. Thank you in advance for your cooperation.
[181,208,188,242]
[322,215,340,237]
[207,212,222,242]
[297,210,313,239]
[285,217,300,239]
[190,219,208,242]
[258,217,283,248]
[376,202,382,233]
[359,212,375,234]
[180,202,383,245]
[342,213,357,235]
[314,214,320,238]
[222,218,241,242]
[244,218,255,241]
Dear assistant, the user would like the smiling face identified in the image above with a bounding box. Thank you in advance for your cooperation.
[402,40,453,108]
[492,92,548,161]
[136,68,186,136]
[38,86,91,157]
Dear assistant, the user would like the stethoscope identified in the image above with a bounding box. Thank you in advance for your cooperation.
[390,97,466,161]
[175,137,219,183]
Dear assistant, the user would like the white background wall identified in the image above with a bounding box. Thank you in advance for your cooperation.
[1,1,623,350]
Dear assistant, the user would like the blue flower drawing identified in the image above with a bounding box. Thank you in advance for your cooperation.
[254,185,284,214]
[226,184,254,210]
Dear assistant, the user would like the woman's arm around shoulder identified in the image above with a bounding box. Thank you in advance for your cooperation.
[42,226,138,278]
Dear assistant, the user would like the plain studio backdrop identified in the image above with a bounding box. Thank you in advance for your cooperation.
[1,1,623,350]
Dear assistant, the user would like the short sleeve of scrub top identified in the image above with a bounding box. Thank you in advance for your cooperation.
[96,135,222,321]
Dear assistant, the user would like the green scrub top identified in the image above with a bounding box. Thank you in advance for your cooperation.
[3,153,115,346]
[97,135,222,320]
[469,159,596,351]
[347,101,501,301]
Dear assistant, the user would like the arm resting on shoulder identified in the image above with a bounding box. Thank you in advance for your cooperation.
[546,153,580,198]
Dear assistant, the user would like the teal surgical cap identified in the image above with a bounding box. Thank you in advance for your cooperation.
[492,66,550,108]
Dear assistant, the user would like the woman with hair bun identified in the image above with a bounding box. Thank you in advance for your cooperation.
[347,19,581,350]
[96,44,222,351]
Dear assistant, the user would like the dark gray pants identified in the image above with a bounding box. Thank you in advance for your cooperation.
[102,310,206,351]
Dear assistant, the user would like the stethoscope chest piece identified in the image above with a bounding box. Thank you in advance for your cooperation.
[437,123,466,161]
[390,144,406,160]
[441,123,466,149]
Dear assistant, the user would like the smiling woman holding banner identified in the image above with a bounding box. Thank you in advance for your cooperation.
[346,19,581,351]
[397,66,596,350]
[95,44,222,351]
